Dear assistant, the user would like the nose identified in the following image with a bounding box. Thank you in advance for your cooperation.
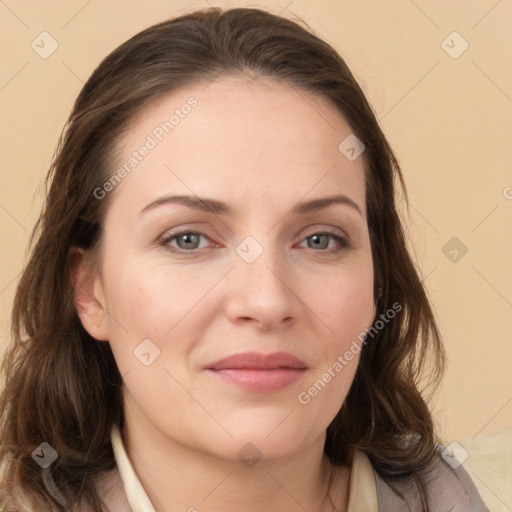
[225,241,301,330]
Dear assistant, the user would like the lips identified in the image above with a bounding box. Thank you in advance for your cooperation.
[205,351,308,393]
[206,351,308,370]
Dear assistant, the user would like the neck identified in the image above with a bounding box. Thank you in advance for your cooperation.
[121,408,349,512]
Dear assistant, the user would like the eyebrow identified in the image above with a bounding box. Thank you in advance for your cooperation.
[139,193,363,218]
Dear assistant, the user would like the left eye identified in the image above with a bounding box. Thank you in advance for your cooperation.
[159,230,350,254]
[297,232,350,252]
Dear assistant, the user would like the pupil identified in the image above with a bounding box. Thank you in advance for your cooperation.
[311,234,327,249]
[181,234,198,248]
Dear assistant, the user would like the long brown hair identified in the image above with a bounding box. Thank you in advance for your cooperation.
[0,7,445,511]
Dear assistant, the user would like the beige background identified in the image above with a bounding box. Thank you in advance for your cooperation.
[1,0,511,446]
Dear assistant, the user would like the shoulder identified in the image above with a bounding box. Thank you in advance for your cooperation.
[372,444,489,512]
[0,467,131,512]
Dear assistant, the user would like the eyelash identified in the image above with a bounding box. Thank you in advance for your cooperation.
[157,229,351,256]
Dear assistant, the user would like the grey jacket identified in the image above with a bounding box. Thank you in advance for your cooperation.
[374,446,489,511]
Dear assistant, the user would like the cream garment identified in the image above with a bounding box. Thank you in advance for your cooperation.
[109,425,378,512]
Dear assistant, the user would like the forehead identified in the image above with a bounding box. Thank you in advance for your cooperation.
[108,74,367,218]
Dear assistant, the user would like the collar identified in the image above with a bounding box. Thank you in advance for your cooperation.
[111,425,156,512]
[110,425,378,511]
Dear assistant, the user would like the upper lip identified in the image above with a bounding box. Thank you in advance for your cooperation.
[206,351,308,370]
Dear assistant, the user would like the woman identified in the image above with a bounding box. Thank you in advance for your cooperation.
[0,7,489,512]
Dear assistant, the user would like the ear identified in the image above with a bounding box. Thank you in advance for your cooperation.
[69,246,109,341]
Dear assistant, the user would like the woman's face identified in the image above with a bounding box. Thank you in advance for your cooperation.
[79,75,376,463]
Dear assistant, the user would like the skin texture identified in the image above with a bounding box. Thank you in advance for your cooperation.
[72,74,377,512]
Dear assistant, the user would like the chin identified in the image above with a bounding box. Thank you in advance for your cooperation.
[205,426,313,465]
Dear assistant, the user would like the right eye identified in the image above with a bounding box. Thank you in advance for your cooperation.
[158,230,215,254]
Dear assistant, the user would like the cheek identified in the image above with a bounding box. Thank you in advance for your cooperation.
[103,259,204,333]
[297,260,374,410]
[305,261,375,344]
[101,260,223,374]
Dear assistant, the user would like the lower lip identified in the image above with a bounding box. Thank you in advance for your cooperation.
[206,368,307,392]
